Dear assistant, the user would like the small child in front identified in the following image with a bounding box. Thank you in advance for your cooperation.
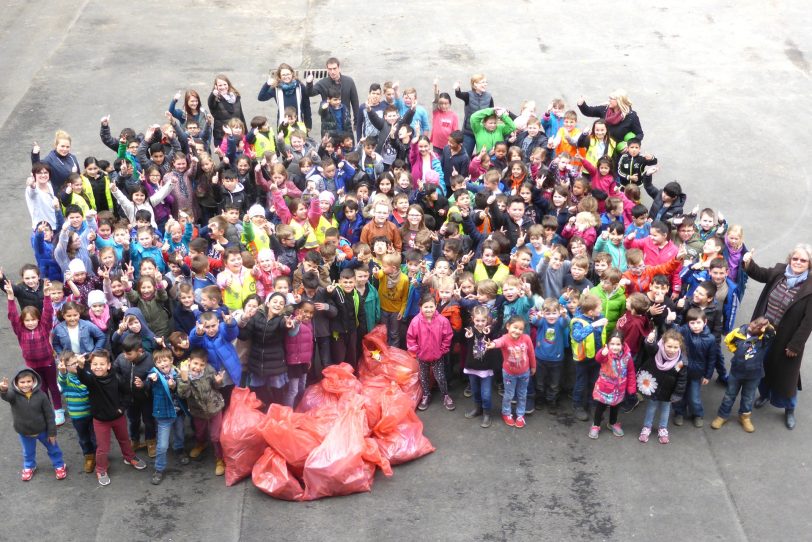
[407,294,454,412]
[146,348,190,485]
[1,369,67,481]
[711,317,775,433]
[589,331,636,439]
[486,316,536,428]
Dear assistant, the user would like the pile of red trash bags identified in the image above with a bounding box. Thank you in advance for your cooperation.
[220,325,435,500]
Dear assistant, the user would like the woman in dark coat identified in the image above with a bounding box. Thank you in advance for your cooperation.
[746,243,812,429]
[207,74,246,147]
[577,90,643,151]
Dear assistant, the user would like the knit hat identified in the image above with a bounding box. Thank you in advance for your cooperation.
[68,259,86,274]
[248,204,265,218]
[319,191,335,205]
[88,290,106,307]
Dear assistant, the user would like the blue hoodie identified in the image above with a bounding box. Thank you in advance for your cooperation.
[530,313,570,362]
[677,323,716,379]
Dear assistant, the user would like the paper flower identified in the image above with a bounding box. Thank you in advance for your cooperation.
[637,370,658,395]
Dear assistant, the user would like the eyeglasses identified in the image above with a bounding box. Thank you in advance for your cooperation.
[791,257,809,263]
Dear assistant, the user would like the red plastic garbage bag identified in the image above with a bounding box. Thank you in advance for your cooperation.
[261,404,331,475]
[359,325,421,406]
[375,409,436,466]
[252,447,305,501]
[368,382,435,465]
[221,387,267,486]
[302,395,391,500]
[296,363,362,413]
[359,375,394,431]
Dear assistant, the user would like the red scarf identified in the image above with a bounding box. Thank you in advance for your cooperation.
[604,107,624,126]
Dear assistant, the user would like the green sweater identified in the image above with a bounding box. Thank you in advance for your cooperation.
[589,285,627,335]
[470,107,516,152]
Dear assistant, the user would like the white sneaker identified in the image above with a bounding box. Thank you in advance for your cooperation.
[54,409,65,426]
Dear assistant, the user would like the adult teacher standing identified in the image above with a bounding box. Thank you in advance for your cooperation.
[577,90,643,151]
[745,244,812,429]
[306,57,359,136]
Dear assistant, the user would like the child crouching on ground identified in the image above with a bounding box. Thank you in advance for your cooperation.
[1,369,67,481]
[177,349,227,476]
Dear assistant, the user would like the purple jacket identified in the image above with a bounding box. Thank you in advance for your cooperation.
[285,320,314,366]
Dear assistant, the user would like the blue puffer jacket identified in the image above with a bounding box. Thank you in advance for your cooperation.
[677,323,717,380]
[190,320,241,386]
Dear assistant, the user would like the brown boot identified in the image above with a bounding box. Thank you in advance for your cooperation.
[215,459,225,476]
[710,416,727,429]
[147,439,157,458]
[739,412,755,433]
[189,443,208,459]
[84,454,96,473]
[131,439,146,451]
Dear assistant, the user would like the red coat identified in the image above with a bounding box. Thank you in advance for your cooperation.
[8,298,55,368]
[406,312,453,362]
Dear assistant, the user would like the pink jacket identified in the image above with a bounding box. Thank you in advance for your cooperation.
[624,236,681,293]
[581,159,617,213]
[593,344,636,406]
[406,312,453,362]
[491,333,535,376]
[562,223,597,251]
[285,320,314,365]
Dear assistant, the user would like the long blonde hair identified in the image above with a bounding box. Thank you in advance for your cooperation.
[609,89,632,116]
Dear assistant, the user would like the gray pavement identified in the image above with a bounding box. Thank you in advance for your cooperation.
[0,1,811,541]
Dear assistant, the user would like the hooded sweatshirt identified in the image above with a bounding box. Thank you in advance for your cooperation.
[1,369,56,436]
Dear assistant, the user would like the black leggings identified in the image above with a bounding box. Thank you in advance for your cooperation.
[593,402,619,426]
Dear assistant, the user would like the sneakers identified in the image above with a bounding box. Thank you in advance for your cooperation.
[151,470,164,485]
[189,443,208,459]
[658,428,670,444]
[124,456,147,470]
[574,406,589,421]
[55,465,67,480]
[480,413,492,428]
[21,467,36,481]
[418,395,430,411]
[673,414,684,426]
[710,416,727,430]
[639,427,651,443]
[176,450,191,465]
[84,454,96,473]
[502,414,515,427]
[514,416,526,428]
[465,406,483,419]
[693,417,704,428]
[147,439,157,458]
[97,471,111,486]
[739,413,755,433]
[463,384,472,398]
[443,395,455,411]
[54,409,66,426]
[588,425,600,439]
[215,459,225,476]
[609,423,624,437]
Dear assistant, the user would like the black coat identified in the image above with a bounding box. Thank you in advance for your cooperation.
[207,93,246,146]
[577,102,644,142]
[746,261,812,398]
[239,310,288,378]
[638,339,688,402]
[644,179,686,224]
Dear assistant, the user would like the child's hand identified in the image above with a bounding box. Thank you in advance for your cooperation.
[676,297,686,309]
[148,373,158,382]
[464,327,473,338]
[214,370,225,384]
[0,377,8,393]
[75,354,86,368]
[32,141,40,154]
[701,378,709,385]
[646,330,657,343]
[57,360,67,374]
[593,318,608,328]
[484,339,495,350]
[195,321,205,335]
[743,250,753,265]
[4,282,14,299]
[167,376,175,389]
[64,270,73,283]
[665,308,676,323]
[223,313,234,324]
[285,316,295,329]
[601,230,609,240]
[619,277,631,287]
[134,376,144,389]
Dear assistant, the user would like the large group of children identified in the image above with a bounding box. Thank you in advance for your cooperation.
[3,58,770,488]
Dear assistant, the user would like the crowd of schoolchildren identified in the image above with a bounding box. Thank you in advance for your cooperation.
[3,59,773,488]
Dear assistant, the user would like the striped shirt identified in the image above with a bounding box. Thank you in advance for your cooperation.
[56,371,91,419]
[764,279,799,326]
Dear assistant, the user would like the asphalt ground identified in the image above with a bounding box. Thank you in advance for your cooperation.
[0,1,810,540]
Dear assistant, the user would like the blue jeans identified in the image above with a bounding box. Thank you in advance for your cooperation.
[643,400,672,429]
[573,358,599,409]
[71,415,97,455]
[718,374,760,418]
[155,416,185,472]
[19,432,64,469]
[468,374,493,411]
[502,370,529,416]
[757,379,798,410]
[463,133,476,158]
[674,377,704,418]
